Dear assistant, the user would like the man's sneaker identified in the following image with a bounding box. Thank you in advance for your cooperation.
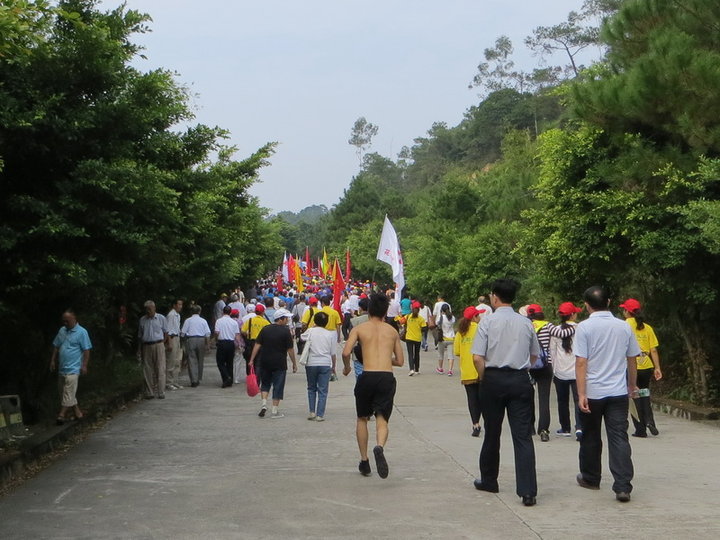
[258,406,267,418]
[435,367,444,374]
[307,412,316,420]
[556,429,572,437]
[616,491,631,502]
[539,430,550,442]
[648,424,659,436]
[447,371,453,376]
[358,459,372,476]
[165,385,176,391]
[330,373,338,382]
[315,416,325,422]
[575,429,583,441]
[409,370,415,376]
[271,412,285,419]
[471,426,481,437]
[173,383,184,389]
[373,445,389,479]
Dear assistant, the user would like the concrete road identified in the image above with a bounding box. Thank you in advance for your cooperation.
[0,348,718,539]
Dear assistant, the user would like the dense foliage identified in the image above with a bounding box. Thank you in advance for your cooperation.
[282,0,720,404]
[0,0,281,421]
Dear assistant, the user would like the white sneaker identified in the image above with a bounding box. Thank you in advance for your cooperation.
[315,416,325,422]
[408,370,415,376]
[308,412,316,420]
[271,412,285,419]
[173,383,184,389]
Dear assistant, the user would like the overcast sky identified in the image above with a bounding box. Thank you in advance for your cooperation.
[107,0,591,213]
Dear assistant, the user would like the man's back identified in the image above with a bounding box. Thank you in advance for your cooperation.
[354,319,402,372]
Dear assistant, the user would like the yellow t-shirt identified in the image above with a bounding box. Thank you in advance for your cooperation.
[454,322,478,383]
[626,317,659,370]
[405,315,426,342]
[241,316,269,339]
[321,305,343,331]
[301,306,318,328]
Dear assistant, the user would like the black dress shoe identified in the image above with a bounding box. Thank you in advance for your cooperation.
[576,473,600,490]
[473,479,499,493]
[616,491,631,502]
[648,424,659,436]
[631,432,647,438]
[190,382,199,387]
[522,496,536,506]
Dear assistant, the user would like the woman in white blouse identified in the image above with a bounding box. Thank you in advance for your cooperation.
[300,311,337,421]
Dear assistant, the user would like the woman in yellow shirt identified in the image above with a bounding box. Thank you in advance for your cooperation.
[404,301,426,376]
[454,306,486,437]
[620,298,662,437]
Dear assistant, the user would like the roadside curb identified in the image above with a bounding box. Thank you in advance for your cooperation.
[0,385,142,489]
[652,396,720,421]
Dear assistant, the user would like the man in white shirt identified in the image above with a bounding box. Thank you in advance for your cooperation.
[181,305,211,387]
[228,294,247,318]
[214,305,240,388]
[385,292,401,330]
[165,299,184,391]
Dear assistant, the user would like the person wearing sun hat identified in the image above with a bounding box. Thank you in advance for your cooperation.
[550,302,583,440]
[619,298,662,438]
[454,305,486,436]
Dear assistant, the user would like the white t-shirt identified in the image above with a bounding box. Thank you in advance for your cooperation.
[438,314,456,340]
[550,322,577,380]
[301,327,336,367]
[433,301,450,321]
[418,305,432,323]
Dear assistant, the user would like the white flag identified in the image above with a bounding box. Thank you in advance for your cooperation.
[281,252,289,282]
[376,216,405,292]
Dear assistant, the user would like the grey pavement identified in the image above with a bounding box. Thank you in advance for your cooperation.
[0,347,719,539]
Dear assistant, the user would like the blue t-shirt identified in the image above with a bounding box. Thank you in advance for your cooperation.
[400,298,412,315]
[53,324,92,375]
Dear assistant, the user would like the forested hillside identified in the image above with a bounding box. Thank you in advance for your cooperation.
[278,0,720,405]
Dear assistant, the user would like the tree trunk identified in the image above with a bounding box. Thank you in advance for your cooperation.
[673,315,712,405]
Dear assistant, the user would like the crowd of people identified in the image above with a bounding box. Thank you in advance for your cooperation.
[48,275,663,507]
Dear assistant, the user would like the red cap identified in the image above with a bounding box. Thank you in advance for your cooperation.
[463,306,485,319]
[557,302,581,316]
[411,300,421,309]
[255,304,265,314]
[359,293,367,299]
[308,296,318,305]
[230,309,240,316]
[527,304,543,315]
[619,298,641,312]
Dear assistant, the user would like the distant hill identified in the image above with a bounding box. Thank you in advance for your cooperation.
[275,204,329,225]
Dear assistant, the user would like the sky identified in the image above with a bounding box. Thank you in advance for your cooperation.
[104,0,590,214]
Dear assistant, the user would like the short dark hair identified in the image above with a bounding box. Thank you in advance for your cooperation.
[223,305,232,315]
[368,293,390,318]
[320,295,331,306]
[191,305,202,315]
[490,278,519,303]
[264,297,274,307]
[583,286,610,311]
[313,311,329,328]
[358,298,369,312]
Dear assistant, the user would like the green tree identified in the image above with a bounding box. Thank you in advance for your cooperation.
[348,116,379,163]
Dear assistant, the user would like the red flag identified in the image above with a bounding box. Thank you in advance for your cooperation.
[345,249,351,282]
[305,247,310,273]
[332,259,345,314]
[276,271,283,292]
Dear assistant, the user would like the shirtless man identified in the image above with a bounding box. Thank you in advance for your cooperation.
[342,293,404,479]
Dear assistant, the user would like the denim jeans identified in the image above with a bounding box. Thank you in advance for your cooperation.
[306,365,332,417]
[579,395,634,493]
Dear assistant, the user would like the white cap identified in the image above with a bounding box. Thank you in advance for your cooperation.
[273,308,292,321]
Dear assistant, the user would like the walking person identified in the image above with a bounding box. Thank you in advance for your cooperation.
[165,299,184,391]
[404,301,426,376]
[350,297,370,377]
[248,309,297,419]
[471,279,541,507]
[575,286,641,502]
[180,304,211,387]
[301,311,337,421]
[241,303,270,375]
[550,302,582,439]
[50,310,92,424]
[454,306,486,437]
[291,294,308,354]
[436,303,456,375]
[619,298,663,437]
[432,295,450,350]
[526,304,554,442]
[137,300,168,399]
[214,305,239,388]
[418,300,432,351]
[341,293,404,478]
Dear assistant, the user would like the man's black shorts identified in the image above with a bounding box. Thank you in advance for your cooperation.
[354,371,396,420]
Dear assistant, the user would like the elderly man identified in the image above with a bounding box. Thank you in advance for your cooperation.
[165,299,184,391]
[215,305,240,388]
[180,304,211,387]
[471,279,540,507]
[50,310,92,424]
[138,300,168,399]
[574,286,641,503]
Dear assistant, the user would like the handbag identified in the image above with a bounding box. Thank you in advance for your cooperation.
[399,324,407,342]
[299,333,312,366]
[246,365,260,397]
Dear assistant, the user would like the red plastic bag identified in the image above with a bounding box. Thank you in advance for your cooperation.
[246,365,260,397]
